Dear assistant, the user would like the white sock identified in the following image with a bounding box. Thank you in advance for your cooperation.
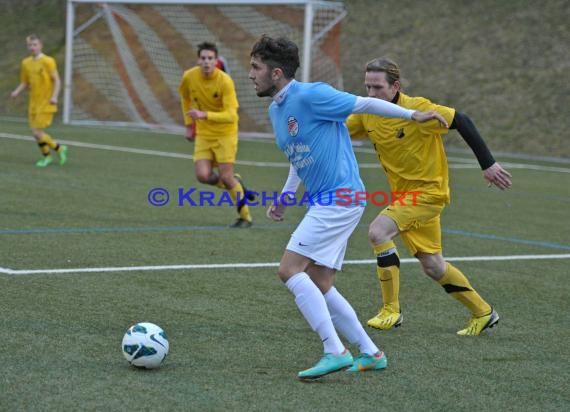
[324,287,379,356]
[285,272,345,355]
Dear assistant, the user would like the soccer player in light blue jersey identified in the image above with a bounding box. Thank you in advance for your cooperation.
[249,35,448,380]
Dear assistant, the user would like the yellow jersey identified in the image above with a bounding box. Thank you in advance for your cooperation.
[20,54,58,114]
[347,92,455,203]
[178,67,239,140]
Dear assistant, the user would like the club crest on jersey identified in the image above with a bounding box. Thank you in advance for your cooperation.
[287,116,299,137]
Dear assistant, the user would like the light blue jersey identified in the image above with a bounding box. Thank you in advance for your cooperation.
[269,81,365,206]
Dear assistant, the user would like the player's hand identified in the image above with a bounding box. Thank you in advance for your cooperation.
[187,109,207,120]
[49,97,58,105]
[10,91,18,99]
[483,162,512,190]
[412,110,449,128]
[185,124,196,142]
[266,195,290,222]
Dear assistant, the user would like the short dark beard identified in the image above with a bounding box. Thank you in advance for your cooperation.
[256,85,278,98]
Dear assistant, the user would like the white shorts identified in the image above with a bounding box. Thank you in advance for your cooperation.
[286,205,364,270]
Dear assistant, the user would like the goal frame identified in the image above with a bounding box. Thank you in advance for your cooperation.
[63,0,346,133]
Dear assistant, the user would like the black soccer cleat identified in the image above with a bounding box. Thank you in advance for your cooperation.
[229,218,252,229]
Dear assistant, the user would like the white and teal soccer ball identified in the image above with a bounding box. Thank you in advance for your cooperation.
[122,322,169,369]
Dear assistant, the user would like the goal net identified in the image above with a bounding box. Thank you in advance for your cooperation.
[63,0,347,137]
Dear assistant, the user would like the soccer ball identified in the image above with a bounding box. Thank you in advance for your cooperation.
[122,322,169,369]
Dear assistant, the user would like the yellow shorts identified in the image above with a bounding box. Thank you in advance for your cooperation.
[194,135,238,164]
[29,112,54,129]
[380,193,446,256]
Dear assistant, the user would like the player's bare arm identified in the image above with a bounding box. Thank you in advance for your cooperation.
[10,83,27,99]
[411,110,449,128]
[50,70,61,104]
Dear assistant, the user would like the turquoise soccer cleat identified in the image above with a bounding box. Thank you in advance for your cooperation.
[346,351,388,373]
[298,351,353,381]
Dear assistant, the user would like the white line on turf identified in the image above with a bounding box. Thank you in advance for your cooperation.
[1,254,569,276]
[2,132,570,172]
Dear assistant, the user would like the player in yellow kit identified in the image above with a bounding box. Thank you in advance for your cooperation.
[179,42,254,228]
[347,57,512,336]
[11,34,68,167]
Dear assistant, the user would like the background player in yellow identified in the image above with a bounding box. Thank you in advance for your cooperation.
[347,57,512,336]
[10,34,68,167]
[179,41,255,228]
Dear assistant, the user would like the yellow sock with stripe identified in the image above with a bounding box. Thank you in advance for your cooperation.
[373,240,400,313]
[438,263,491,317]
[41,133,60,151]
[228,182,251,222]
[37,138,50,156]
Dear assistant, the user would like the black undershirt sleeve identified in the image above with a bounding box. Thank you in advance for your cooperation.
[450,112,495,170]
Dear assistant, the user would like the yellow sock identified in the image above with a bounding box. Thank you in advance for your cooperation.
[373,240,400,313]
[228,183,252,222]
[438,263,491,317]
[37,138,50,156]
[42,133,59,150]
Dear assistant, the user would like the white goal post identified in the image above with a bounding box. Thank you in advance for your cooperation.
[63,0,347,136]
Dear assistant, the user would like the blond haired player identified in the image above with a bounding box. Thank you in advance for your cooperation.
[11,34,68,167]
[179,41,254,228]
[347,57,512,336]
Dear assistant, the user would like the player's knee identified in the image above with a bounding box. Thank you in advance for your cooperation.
[368,225,389,245]
[195,172,211,184]
[276,267,292,283]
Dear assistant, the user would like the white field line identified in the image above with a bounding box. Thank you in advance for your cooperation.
[2,132,570,172]
[1,254,569,276]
